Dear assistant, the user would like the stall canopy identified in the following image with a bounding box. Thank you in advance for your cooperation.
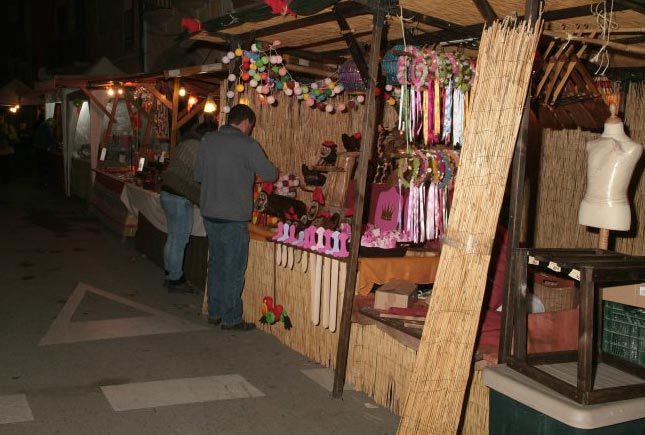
[188,0,645,68]
[34,56,130,197]
[0,79,42,106]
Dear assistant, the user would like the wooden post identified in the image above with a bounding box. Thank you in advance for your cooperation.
[169,78,180,158]
[332,1,385,398]
[498,0,540,363]
[101,95,120,147]
[598,228,609,250]
[142,97,156,148]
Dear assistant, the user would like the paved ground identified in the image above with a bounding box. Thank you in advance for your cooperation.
[0,176,399,435]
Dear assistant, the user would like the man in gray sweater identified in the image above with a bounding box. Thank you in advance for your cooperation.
[195,105,278,331]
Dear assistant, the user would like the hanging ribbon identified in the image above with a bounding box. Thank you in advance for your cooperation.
[452,88,464,146]
[433,77,441,143]
[423,89,429,146]
[442,80,453,144]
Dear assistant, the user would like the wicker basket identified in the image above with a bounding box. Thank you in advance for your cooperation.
[381,44,406,85]
[339,59,366,92]
[533,272,579,312]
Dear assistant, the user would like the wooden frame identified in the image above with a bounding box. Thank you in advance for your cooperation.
[508,248,645,405]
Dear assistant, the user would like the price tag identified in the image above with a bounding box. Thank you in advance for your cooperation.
[159,151,166,163]
[547,261,561,272]
[137,157,145,172]
[99,147,107,161]
[528,256,539,265]
[639,286,645,297]
[568,269,581,281]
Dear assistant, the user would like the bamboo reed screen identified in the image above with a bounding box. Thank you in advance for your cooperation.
[242,90,366,175]
[397,18,542,435]
[533,81,645,254]
[241,240,489,435]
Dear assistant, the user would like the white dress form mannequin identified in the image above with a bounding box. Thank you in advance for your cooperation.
[578,105,643,248]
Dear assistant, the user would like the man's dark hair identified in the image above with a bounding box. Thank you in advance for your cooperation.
[195,120,219,135]
[227,104,256,126]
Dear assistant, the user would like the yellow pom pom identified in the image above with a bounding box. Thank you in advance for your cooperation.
[236,84,245,92]
[388,98,396,106]
[235,48,243,57]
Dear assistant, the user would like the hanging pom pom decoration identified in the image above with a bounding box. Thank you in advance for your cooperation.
[233,40,352,114]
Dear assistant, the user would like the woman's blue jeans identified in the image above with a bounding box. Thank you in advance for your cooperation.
[203,219,249,326]
[160,191,193,281]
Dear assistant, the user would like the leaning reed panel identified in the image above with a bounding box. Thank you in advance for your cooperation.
[397,18,542,435]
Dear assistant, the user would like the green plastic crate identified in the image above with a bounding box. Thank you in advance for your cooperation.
[602,301,645,367]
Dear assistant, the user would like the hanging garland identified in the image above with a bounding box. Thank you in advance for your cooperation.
[219,40,367,115]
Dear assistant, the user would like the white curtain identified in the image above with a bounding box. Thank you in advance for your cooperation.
[89,91,109,177]
[63,90,80,197]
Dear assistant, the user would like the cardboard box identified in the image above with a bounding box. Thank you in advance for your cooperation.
[602,283,645,309]
[374,280,417,310]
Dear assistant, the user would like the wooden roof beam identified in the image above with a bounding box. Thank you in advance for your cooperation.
[542,3,630,21]
[471,0,498,25]
[334,5,370,88]
[616,34,645,44]
[238,1,370,40]
[266,49,344,65]
[614,0,645,14]
[399,8,481,37]
[285,30,373,52]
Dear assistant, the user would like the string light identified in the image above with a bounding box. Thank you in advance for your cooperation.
[179,86,186,97]
[204,95,217,113]
[107,87,115,97]
[187,95,197,110]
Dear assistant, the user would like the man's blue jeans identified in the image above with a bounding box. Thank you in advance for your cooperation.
[203,219,249,326]
[160,191,193,281]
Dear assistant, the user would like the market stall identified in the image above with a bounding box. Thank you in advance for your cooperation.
[23,0,642,433]
[182,1,645,434]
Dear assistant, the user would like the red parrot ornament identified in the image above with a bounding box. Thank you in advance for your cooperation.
[259,296,293,329]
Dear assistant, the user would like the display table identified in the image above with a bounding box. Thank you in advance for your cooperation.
[70,157,92,201]
[120,182,206,236]
[89,171,138,238]
[357,253,440,295]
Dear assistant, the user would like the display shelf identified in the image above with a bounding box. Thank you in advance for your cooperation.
[509,248,645,405]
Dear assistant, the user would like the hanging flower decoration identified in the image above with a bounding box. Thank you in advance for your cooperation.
[382,45,477,147]
[133,86,154,110]
[221,40,367,115]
